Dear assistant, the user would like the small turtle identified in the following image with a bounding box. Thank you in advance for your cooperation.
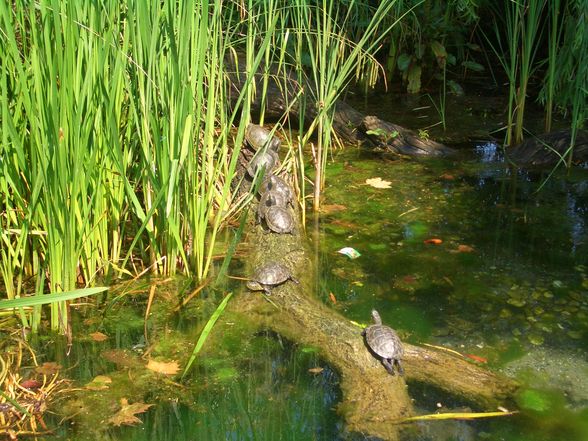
[265,205,294,234]
[246,124,281,152]
[247,149,279,178]
[257,190,288,223]
[362,310,404,376]
[247,262,299,294]
[260,174,294,206]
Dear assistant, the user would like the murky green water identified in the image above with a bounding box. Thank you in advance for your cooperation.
[35,143,588,440]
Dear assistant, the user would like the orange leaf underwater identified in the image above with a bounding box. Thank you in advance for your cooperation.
[464,354,488,363]
[423,238,443,245]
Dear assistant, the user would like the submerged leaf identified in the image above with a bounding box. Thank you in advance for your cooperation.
[423,238,443,245]
[90,331,108,342]
[107,398,153,426]
[365,177,392,189]
[85,375,112,391]
[146,359,180,375]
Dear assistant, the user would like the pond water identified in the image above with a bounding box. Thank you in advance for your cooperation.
[36,142,588,440]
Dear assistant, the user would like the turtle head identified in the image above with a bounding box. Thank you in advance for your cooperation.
[371,309,382,325]
[246,280,264,291]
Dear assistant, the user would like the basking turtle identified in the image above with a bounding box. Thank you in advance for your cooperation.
[257,190,288,223]
[247,149,279,178]
[362,310,404,376]
[260,174,294,207]
[265,205,294,234]
[247,262,299,294]
[246,124,281,152]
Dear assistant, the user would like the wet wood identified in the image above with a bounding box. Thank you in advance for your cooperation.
[225,56,454,157]
[232,206,519,440]
[508,129,588,166]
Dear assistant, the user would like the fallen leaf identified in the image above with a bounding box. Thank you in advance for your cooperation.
[457,244,475,253]
[464,354,487,363]
[85,375,112,391]
[107,398,153,426]
[102,349,142,369]
[20,379,42,390]
[439,173,455,180]
[328,292,337,304]
[320,204,347,214]
[330,219,359,229]
[146,359,180,375]
[423,238,443,245]
[308,367,324,374]
[35,362,61,376]
[402,275,417,284]
[365,177,392,189]
[90,331,109,342]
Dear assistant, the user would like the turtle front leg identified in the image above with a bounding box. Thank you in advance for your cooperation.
[381,358,396,376]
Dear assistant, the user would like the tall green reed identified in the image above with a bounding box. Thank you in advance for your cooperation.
[484,0,546,146]
[0,0,272,333]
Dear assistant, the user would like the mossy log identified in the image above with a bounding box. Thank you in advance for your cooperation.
[225,57,454,157]
[232,212,519,440]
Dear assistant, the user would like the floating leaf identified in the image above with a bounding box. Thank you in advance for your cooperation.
[457,244,475,253]
[464,354,487,363]
[146,359,180,375]
[308,367,324,374]
[90,331,108,342]
[85,375,112,391]
[423,238,443,245]
[337,247,361,259]
[365,177,392,189]
[107,398,153,426]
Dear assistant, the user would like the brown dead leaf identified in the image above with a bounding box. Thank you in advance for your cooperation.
[319,204,347,214]
[328,292,337,304]
[107,398,153,427]
[35,362,62,376]
[365,177,392,189]
[146,359,180,375]
[85,375,112,391]
[308,367,324,374]
[457,244,475,253]
[102,349,142,369]
[90,331,109,342]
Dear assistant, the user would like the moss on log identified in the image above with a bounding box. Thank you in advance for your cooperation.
[231,204,519,440]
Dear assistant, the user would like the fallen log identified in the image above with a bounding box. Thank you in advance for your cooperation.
[508,129,588,166]
[232,203,519,440]
[226,57,454,157]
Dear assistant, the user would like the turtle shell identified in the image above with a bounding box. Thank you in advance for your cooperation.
[246,124,281,152]
[247,150,278,177]
[265,206,294,234]
[253,262,293,285]
[257,190,288,223]
[260,174,293,205]
[364,324,404,360]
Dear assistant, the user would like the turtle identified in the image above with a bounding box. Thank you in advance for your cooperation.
[257,190,288,223]
[362,309,404,376]
[265,205,294,234]
[246,262,299,294]
[247,149,279,178]
[260,174,294,207]
[246,124,281,152]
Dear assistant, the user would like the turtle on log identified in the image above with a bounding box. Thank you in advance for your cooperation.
[362,310,404,376]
